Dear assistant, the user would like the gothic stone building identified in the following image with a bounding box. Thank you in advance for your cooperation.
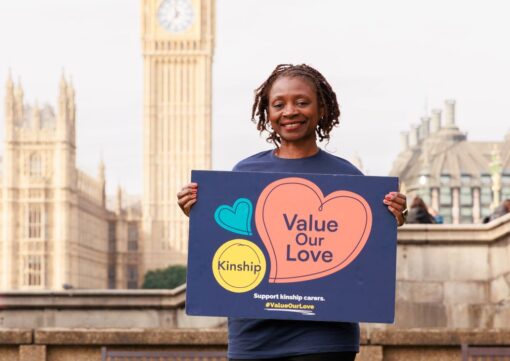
[0,0,216,290]
[390,100,510,224]
[0,74,141,290]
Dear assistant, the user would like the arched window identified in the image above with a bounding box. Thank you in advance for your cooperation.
[27,204,43,239]
[22,254,43,287]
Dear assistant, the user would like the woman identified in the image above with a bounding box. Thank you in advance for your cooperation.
[178,64,407,361]
[406,196,436,224]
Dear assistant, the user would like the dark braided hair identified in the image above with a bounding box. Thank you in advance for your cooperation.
[251,64,340,146]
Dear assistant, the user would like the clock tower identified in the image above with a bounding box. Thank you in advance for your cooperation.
[141,0,215,270]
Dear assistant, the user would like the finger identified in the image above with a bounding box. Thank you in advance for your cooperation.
[383,198,404,212]
[182,198,197,216]
[186,182,198,191]
[388,205,405,226]
[178,193,196,207]
[385,192,406,206]
[177,186,198,199]
[387,205,400,219]
[394,193,407,206]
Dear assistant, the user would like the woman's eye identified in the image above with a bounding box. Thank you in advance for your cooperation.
[272,103,283,109]
[297,101,309,106]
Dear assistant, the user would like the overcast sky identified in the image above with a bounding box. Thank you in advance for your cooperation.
[1,0,509,195]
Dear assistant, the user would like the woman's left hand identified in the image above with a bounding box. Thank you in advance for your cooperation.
[383,192,407,227]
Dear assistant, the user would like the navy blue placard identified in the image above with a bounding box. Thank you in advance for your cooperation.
[186,170,398,323]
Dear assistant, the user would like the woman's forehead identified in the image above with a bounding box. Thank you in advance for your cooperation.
[269,75,317,97]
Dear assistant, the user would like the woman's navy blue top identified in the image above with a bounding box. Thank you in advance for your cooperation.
[228,149,362,359]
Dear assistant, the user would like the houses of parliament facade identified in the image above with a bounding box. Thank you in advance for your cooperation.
[1,0,509,291]
[0,0,214,290]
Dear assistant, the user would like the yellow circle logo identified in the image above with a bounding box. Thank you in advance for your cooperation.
[212,239,266,293]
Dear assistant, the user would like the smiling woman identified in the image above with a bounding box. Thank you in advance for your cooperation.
[251,64,340,159]
[177,63,408,361]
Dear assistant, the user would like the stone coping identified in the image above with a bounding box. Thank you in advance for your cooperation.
[34,329,228,345]
[0,286,186,309]
[0,284,186,296]
[0,328,507,347]
[0,329,32,344]
[369,328,510,345]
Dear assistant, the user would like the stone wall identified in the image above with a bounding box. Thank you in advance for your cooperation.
[0,286,224,329]
[1,328,509,361]
[393,213,510,329]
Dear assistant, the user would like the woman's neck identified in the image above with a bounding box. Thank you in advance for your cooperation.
[274,142,319,159]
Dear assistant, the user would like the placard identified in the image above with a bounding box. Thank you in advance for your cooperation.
[186,170,398,323]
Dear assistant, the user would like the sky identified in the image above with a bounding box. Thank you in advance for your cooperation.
[1,0,509,196]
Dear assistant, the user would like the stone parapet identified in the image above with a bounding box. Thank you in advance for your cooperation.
[34,328,227,345]
[393,215,510,329]
[369,328,510,345]
[1,328,509,361]
[0,286,225,330]
[0,329,32,344]
[0,287,186,309]
[398,213,510,243]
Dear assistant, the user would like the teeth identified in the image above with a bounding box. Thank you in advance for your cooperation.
[282,122,302,129]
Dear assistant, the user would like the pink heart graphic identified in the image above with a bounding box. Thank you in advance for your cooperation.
[255,177,372,283]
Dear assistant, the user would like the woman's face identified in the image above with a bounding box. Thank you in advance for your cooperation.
[267,76,322,146]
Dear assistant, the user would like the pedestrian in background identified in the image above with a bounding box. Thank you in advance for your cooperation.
[484,199,510,223]
[406,196,436,224]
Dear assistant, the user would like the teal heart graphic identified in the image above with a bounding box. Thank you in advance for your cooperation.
[214,198,253,236]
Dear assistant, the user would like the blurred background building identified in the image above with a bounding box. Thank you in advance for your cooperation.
[0,0,214,291]
[390,100,510,224]
[0,74,142,290]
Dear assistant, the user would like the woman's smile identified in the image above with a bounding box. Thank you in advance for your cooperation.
[280,119,307,130]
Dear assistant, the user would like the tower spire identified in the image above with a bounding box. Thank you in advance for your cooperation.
[116,184,123,214]
[57,70,69,139]
[32,100,41,129]
[6,68,14,92]
[14,76,24,124]
[98,155,106,206]
[59,69,68,107]
[5,69,14,112]
[98,155,105,181]
[5,70,15,137]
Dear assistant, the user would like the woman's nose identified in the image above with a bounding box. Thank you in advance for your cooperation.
[282,104,298,117]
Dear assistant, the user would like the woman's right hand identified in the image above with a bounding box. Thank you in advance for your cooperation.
[177,182,198,217]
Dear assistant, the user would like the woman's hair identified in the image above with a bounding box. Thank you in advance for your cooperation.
[411,196,428,210]
[251,64,340,146]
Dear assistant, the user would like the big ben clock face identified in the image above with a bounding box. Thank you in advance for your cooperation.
[157,0,194,33]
